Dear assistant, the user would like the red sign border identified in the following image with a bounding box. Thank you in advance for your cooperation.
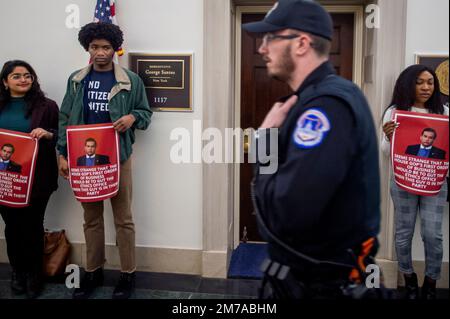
[391,111,449,195]
[66,124,120,202]
[0,129,39,207]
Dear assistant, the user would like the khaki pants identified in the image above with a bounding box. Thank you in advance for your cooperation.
[81,157,135,273]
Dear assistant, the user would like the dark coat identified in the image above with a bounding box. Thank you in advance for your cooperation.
[405,144,446,160]
[253,62,380,274]
[30,98,59,199]
[4,161,22,173]
[76,154,110,166]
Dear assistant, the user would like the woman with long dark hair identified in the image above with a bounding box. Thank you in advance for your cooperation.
[382,64,449,300]
[0,60,59,298]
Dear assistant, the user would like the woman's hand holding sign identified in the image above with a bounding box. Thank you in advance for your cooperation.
[113,114,136,133]
[30,128,53,140]
[383,121,399,141]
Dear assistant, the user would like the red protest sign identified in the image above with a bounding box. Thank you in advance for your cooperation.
[391,110,449,196]
[67,124,120,202]
[0,129,39,207]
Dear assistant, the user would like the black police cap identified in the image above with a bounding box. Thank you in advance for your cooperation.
[242,0,333,41]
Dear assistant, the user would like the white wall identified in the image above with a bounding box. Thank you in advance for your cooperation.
[405,0,449,262]
[405,0,449,66]
[0,0,204,250]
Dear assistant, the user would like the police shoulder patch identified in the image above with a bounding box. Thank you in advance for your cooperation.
[292,108,331,149]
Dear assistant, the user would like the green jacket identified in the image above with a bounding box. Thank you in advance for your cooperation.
[58,64,152,162]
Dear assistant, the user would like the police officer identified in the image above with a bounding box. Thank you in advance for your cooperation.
[243,0,381,298]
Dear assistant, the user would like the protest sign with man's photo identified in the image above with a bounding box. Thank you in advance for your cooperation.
[391,110,449,196]
[0,129,39,207]
[66,123,119,202]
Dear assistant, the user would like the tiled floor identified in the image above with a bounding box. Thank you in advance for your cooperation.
[0,263,260,299]
[1,263,448,299]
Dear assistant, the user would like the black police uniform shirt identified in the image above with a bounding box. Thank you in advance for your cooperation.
[253,62,380,271]
[83,69,116,124]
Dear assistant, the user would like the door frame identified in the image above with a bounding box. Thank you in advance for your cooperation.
[233,5,365,248]
[202,0,408,281]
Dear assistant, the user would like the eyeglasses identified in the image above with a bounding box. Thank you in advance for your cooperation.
[9,73,34,81]
[262,33,300,46]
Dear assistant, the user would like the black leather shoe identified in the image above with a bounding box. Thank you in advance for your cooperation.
[26,272,43,299]
[421,276,437,300]
[112,272,135,300]
[11,270,26,295]
[72,268,104,299]
[404,273,419,300]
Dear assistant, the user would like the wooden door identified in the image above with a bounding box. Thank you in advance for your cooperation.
[239,13,355,242]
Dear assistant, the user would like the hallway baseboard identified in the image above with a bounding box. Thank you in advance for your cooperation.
[0,238,202,276]
[1,238,448,286]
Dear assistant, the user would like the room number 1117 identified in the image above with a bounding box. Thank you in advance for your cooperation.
[154,97,168,104]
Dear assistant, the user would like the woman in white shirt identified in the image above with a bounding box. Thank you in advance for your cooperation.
[382,64,448,300]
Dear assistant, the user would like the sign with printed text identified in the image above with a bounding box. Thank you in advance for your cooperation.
[67,124,120,202]
[129,53,193,112]
[0,129,38,207]
[391,111,449,196]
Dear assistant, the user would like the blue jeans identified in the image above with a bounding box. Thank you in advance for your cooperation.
[390,178,447,280]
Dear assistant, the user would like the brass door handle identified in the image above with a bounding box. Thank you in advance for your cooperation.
[243,128,253,154]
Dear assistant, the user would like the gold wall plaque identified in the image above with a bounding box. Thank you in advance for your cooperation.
[129,54,193,112]
[436,60,449,96]
[137,59,185,90]
[415,54,449,107]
